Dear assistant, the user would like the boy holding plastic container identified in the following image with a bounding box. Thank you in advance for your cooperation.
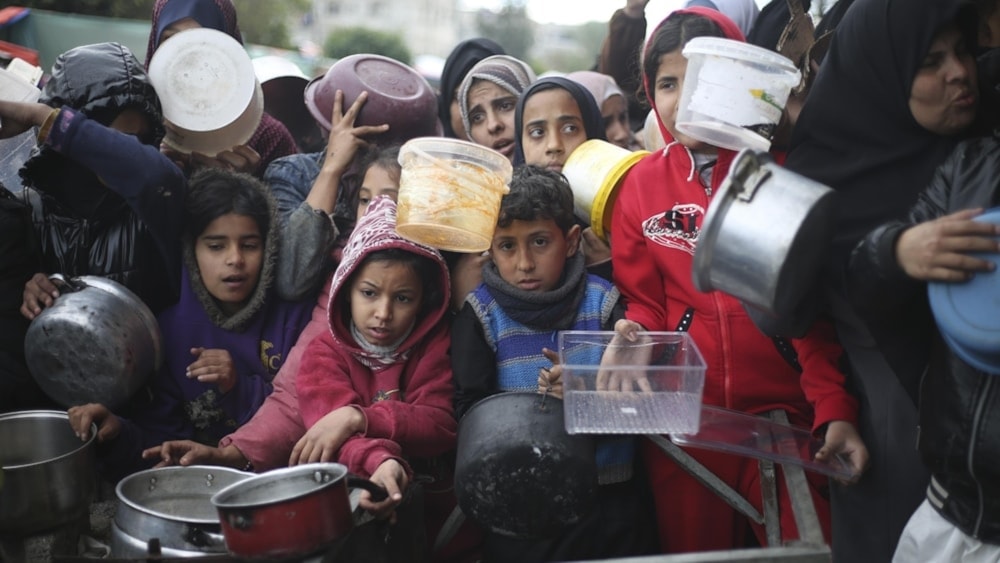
[450,165,656,562]
[609,8,867,553]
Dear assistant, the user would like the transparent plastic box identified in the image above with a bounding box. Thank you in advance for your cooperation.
[558,331,706,435]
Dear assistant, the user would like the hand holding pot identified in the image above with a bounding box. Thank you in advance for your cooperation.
[290,406,365,465]
[143,440,248,470]
[20,272,60,320]
[895,208,1000,282]
[68,403,121,443]
[187,347,237,394]
[0,100,53,139]
[359,458,408,521]
[538,348,564,399]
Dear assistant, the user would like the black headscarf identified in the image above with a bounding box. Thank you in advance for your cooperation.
[513,76,606,166]
[438,38,506,138]
[785,0,978,270]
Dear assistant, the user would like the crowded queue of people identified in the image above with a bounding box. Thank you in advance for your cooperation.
[3,0,1000,560]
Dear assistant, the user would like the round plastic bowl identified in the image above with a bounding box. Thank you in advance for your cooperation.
[928,208,1000,374]
[148,28,263,156]
[395,137,512,253]
[676,37,800,152]
[303,53,438,143]
[561,140,649,241]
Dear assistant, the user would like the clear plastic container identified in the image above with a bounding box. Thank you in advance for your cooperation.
[671,405,855,479]
[558,331,706,435]
[396,137,512,253]
[677,37,800,152]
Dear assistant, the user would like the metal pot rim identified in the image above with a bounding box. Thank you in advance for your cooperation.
[116,465,253,524]
[211,462,348,509]
[0,410,95,470]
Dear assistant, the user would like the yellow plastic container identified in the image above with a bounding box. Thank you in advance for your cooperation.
[396,137,513,253]
[561,139,649,241]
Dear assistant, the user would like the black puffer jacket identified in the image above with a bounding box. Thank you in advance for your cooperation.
[18,42,184,314]
[848,134,1000,542]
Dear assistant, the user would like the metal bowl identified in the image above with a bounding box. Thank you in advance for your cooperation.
[0,410,96,535]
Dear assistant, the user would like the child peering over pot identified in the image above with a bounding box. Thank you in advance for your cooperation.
[450,165,658,562]
[67,168,313,482]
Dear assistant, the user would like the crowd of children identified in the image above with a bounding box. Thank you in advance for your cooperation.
[4,0,1000,560]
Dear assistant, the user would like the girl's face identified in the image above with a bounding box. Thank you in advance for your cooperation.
[653,49,714,153]
[349,260,424,346]
[520,88,588,173]
[195,213,263,315]
[356,165,400,221]
[909,23,978,136]
[466,79,518,161]
[602,94,632,149]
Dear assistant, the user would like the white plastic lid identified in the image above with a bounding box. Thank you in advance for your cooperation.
[682,36,799,77]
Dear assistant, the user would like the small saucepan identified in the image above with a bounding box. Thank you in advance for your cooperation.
[210,462,387,559]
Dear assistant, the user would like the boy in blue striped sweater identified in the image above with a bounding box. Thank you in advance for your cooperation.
[450,165,656,562]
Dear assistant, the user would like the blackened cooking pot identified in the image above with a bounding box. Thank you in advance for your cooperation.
[24,274,162,408]
[454,392,598,539]
[210,462,387,559]
[0,410,96,535]
[112,465,252,558]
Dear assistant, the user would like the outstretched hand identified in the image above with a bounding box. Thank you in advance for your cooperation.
[896,208,1000,282]
[67,403,121,443]
[0,100,52,139]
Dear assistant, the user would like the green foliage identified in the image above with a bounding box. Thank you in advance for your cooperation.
[475,0,534,61]
[323,26,411,64]
[13,0,155,19]
[232,0,309,49]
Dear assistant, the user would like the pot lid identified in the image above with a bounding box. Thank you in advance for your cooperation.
[928,207,1000,375]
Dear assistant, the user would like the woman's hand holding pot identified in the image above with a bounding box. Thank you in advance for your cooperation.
[20,272,60,320]
[359,458,408,522]
[68,403,121,443]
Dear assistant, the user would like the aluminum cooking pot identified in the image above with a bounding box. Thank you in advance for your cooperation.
[112,465,252,558]
[692,149,836,335]
[0,410,96,535]
[24,274,162,409]
[211,463,388,559]
[454,392,598,539]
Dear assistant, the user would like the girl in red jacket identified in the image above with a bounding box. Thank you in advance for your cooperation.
[610,8,868,553]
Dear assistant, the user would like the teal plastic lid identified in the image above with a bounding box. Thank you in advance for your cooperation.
[927,208,1000,375]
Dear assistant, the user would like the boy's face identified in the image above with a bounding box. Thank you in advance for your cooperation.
[195,213,263,315]
[653,50,713,153]
[520,88,588,173]
[356,165,399,221]
[490,218,581,293]
[349,260,424,347]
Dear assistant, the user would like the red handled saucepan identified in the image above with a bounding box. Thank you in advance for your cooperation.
[209,462,387,559]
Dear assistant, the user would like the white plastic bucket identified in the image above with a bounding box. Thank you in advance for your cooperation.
[396,137,512,253]
[148,28,263,157]
[677,37,800,152]
[562,140,649,241]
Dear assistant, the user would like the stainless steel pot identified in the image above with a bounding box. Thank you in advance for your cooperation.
[112,466,252,558]
[0,410,96,535]
[24,274,162,409]
[692,149,836,334]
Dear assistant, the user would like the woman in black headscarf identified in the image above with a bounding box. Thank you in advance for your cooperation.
[513,76,606,168]
[784,0,980,560]
[438,38,506,139]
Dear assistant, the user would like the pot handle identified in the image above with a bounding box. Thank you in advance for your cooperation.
[47,273,85,293]
[184,526,227,550]
[347,475,389,503]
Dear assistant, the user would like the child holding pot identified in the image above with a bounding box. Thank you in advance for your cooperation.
[450,165,657,561]
[68,168,313,481]
[608,8,867,553]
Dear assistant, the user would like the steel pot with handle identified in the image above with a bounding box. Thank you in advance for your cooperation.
[210,462,388,559]
[692,149,836,336]
[112,465,252,558]
[0,410,96,535]
[24,274,162,409]
[454,391,598,539]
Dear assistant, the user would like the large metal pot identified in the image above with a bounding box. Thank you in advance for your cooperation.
[0,410,96,535]
[692,149,836,335]
[210,463,387,559]
[24,274,162,409]
[454,392,598,539]
[111,466,252,558]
